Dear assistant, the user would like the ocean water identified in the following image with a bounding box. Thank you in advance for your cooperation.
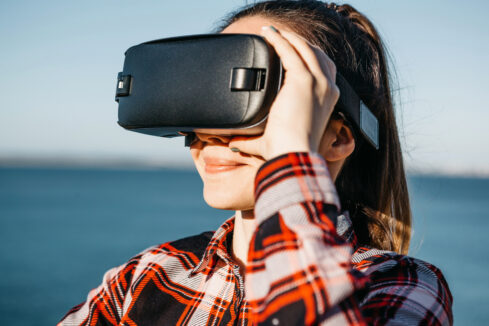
[0,167,488,325]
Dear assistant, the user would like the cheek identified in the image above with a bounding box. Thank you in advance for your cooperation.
[190,147,260,210]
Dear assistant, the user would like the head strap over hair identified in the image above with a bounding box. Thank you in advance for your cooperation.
[326,3,339,12]
[325,2,346,16]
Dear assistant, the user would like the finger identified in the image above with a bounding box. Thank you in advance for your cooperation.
[260,26,309,75]
[279,30,337,82]
[228,136,264,158]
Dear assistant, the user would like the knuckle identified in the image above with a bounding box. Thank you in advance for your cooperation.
[330,62,337,75]
[331,84,340,100]
[315,75,328,91]
[319,80,339,102]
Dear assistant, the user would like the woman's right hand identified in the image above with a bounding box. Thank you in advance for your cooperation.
[229,26,340,161]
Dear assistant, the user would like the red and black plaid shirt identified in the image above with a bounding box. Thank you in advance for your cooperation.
[59,152,453,325]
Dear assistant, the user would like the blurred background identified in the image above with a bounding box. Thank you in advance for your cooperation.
[1,0,488,324]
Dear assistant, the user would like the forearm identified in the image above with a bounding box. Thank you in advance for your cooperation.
[246,152,368,325]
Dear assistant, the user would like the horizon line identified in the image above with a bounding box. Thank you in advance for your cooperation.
[1,155,488,179]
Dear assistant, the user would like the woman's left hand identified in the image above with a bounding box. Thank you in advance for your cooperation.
[229,26,340,160]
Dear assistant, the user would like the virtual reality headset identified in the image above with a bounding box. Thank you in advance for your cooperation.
[115,33,379,149]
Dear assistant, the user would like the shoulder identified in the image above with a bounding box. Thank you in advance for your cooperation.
[135,231,214,268]
[353,247,446,278]
[352,247,453,325]
[100,231,214,285]
[58,232,215,324]
[352,247,450,289]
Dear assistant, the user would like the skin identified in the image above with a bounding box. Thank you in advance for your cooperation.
[190,16,355,269]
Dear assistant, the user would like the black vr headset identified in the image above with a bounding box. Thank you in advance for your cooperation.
[115,33,379,149]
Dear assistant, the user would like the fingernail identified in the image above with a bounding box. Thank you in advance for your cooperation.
[261,25,278,33]
[230,147,240,152]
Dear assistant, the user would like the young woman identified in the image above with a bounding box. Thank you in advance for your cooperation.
[60,1,453,325]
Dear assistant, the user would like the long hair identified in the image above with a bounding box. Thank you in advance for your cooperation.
[215,0,412,254]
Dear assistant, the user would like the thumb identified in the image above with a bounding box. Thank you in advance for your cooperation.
[228,135,264,158]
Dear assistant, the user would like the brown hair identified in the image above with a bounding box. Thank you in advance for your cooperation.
[216,0,411,254]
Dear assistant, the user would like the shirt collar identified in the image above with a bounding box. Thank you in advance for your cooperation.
[190,211,357,275]
[190,215,235,275]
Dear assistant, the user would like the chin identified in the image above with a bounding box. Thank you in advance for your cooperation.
[202,183,255,211]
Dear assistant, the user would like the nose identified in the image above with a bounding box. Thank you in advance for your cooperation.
[194,132,232,145]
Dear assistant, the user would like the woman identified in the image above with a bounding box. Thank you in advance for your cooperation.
[60,1,452,325]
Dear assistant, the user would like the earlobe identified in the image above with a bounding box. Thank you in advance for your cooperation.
[319,120,355,162]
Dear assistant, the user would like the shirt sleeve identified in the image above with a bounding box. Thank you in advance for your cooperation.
[245,152,369,325]
[58,255,140,326]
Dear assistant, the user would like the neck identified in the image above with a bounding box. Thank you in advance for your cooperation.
[231,209,256,270]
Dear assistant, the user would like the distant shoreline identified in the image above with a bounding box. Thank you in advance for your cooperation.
[0,156,195,171]
[1,156,488,179]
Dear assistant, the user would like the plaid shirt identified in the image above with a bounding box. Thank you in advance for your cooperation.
[59,152,453,326]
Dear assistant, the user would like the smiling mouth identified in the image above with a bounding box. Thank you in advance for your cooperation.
[204,163,246,173]
[203,157,246,174]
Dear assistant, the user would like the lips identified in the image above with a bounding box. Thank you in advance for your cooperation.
[203,156,246,174]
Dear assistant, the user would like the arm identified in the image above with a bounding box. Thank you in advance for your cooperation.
[244,152,454,325]
[245,152,368,325]
[234,122,453,323]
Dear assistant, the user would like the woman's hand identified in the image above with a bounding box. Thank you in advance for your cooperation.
[229,26,340,160]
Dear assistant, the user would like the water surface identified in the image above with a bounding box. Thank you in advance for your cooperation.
[0,167,487,325]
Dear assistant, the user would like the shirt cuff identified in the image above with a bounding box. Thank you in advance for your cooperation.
[254,152,341,224]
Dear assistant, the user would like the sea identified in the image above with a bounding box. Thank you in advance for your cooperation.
[0,166,488,325]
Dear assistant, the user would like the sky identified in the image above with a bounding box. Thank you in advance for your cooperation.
[1,0,488,176]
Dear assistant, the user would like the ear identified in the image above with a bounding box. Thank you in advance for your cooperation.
[318,119,355,162]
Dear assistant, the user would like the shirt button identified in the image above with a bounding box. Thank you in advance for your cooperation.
[272,318,280,325]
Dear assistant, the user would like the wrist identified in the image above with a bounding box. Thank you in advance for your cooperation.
[265,136,311,160]
[266,145,311,160]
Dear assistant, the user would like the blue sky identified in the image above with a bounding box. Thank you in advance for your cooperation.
[1,0,488,175]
